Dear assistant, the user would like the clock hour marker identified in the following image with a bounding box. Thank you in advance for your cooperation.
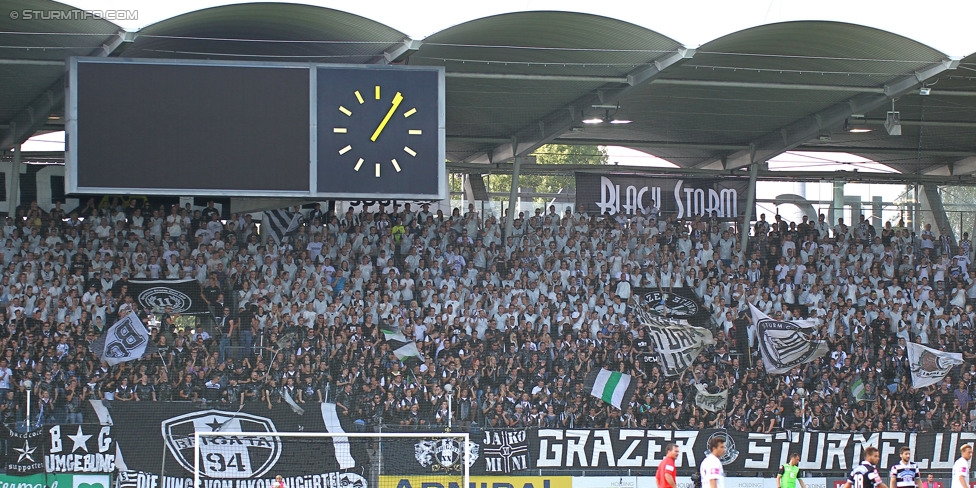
[354,91,364,104]
[339,106,352,116]
[375,86,381,100]
[403,108,417,118]
[375,163,381,177]
[354,158,364,171]
[392,159,402,172]
[338,145,352,155]
[403,146,417,157]
[333,128,347,133]
[408,130,422,135]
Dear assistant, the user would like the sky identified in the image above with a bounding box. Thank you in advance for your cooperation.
[63,0,976,57]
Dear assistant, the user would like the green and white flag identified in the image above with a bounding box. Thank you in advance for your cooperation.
[851,378,866,402]
[392,341,421,362]
[585,368,637,409]
[381,324,408,343]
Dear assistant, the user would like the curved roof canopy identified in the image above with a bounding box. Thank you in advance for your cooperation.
[1,2,974,178]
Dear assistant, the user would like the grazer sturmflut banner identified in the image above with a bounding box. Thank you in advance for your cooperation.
[530,429,976,475]
[575,173,750,220]
[102,402,367,488]
[122,279,211,315]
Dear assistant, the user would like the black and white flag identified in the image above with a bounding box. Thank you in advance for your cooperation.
[632,287,710,328]
[749,304,827,375]
[124,279,211,315]
[694,384,728,412]
[641,316,715,377]
[2,426,46,475]
[480,430,529,474]
[263,208,302,244]
[907,342,964,388]
[91,313,157,366]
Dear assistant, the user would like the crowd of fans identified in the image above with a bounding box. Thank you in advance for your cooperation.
[2,197,976,435]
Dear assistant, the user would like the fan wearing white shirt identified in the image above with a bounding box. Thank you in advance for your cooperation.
[700,436,726,488]
[953,444,972,488]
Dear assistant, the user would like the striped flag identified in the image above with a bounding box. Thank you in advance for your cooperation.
[585,368,637,409]
[749,303,828,374]
[263,208,302,244]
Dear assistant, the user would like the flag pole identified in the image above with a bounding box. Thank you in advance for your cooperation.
[158,350,169,376]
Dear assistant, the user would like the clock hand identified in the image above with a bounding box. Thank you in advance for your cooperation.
[370,92,403,142]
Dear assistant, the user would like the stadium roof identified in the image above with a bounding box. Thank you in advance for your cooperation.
[2,0,976,178]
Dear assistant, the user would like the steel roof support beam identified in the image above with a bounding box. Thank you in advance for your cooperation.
[378,39,422,64]
[0,59,65,67]
[0,31,134,152]
[446,72,628,83]
[463,48,695,165]
[717,58,960,171]
[796,146,976,158]
[652,79,885,93]
[504,137,521,238]
[920,184,955,246]
[923,156,976,176]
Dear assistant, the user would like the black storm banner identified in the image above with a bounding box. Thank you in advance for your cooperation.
[575,173,750,220]
[105,402,367,488]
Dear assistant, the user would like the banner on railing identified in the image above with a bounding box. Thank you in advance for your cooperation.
[379,476,572,488]
[1,424,115,475]
[107,402,367,488]
[0,473,111,488]
[347,428,976,476]
[532,429,976,473]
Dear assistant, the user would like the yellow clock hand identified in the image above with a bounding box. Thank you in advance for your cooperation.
[370,91,403,142]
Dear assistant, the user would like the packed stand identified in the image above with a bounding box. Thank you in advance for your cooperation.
[2,198,976,434]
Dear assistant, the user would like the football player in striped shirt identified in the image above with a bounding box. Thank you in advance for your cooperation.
[890,446,921,488]
[842,447,888,488]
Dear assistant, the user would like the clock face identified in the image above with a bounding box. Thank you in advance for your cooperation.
[317,66,443,198]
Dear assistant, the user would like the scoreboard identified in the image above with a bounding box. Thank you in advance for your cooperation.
[65,57,445,200]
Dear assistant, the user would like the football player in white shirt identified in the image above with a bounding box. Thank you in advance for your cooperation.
[700,436,726,488]
[953,444,972,488]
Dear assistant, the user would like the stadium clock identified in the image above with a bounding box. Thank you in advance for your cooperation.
[317,66,444,199]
